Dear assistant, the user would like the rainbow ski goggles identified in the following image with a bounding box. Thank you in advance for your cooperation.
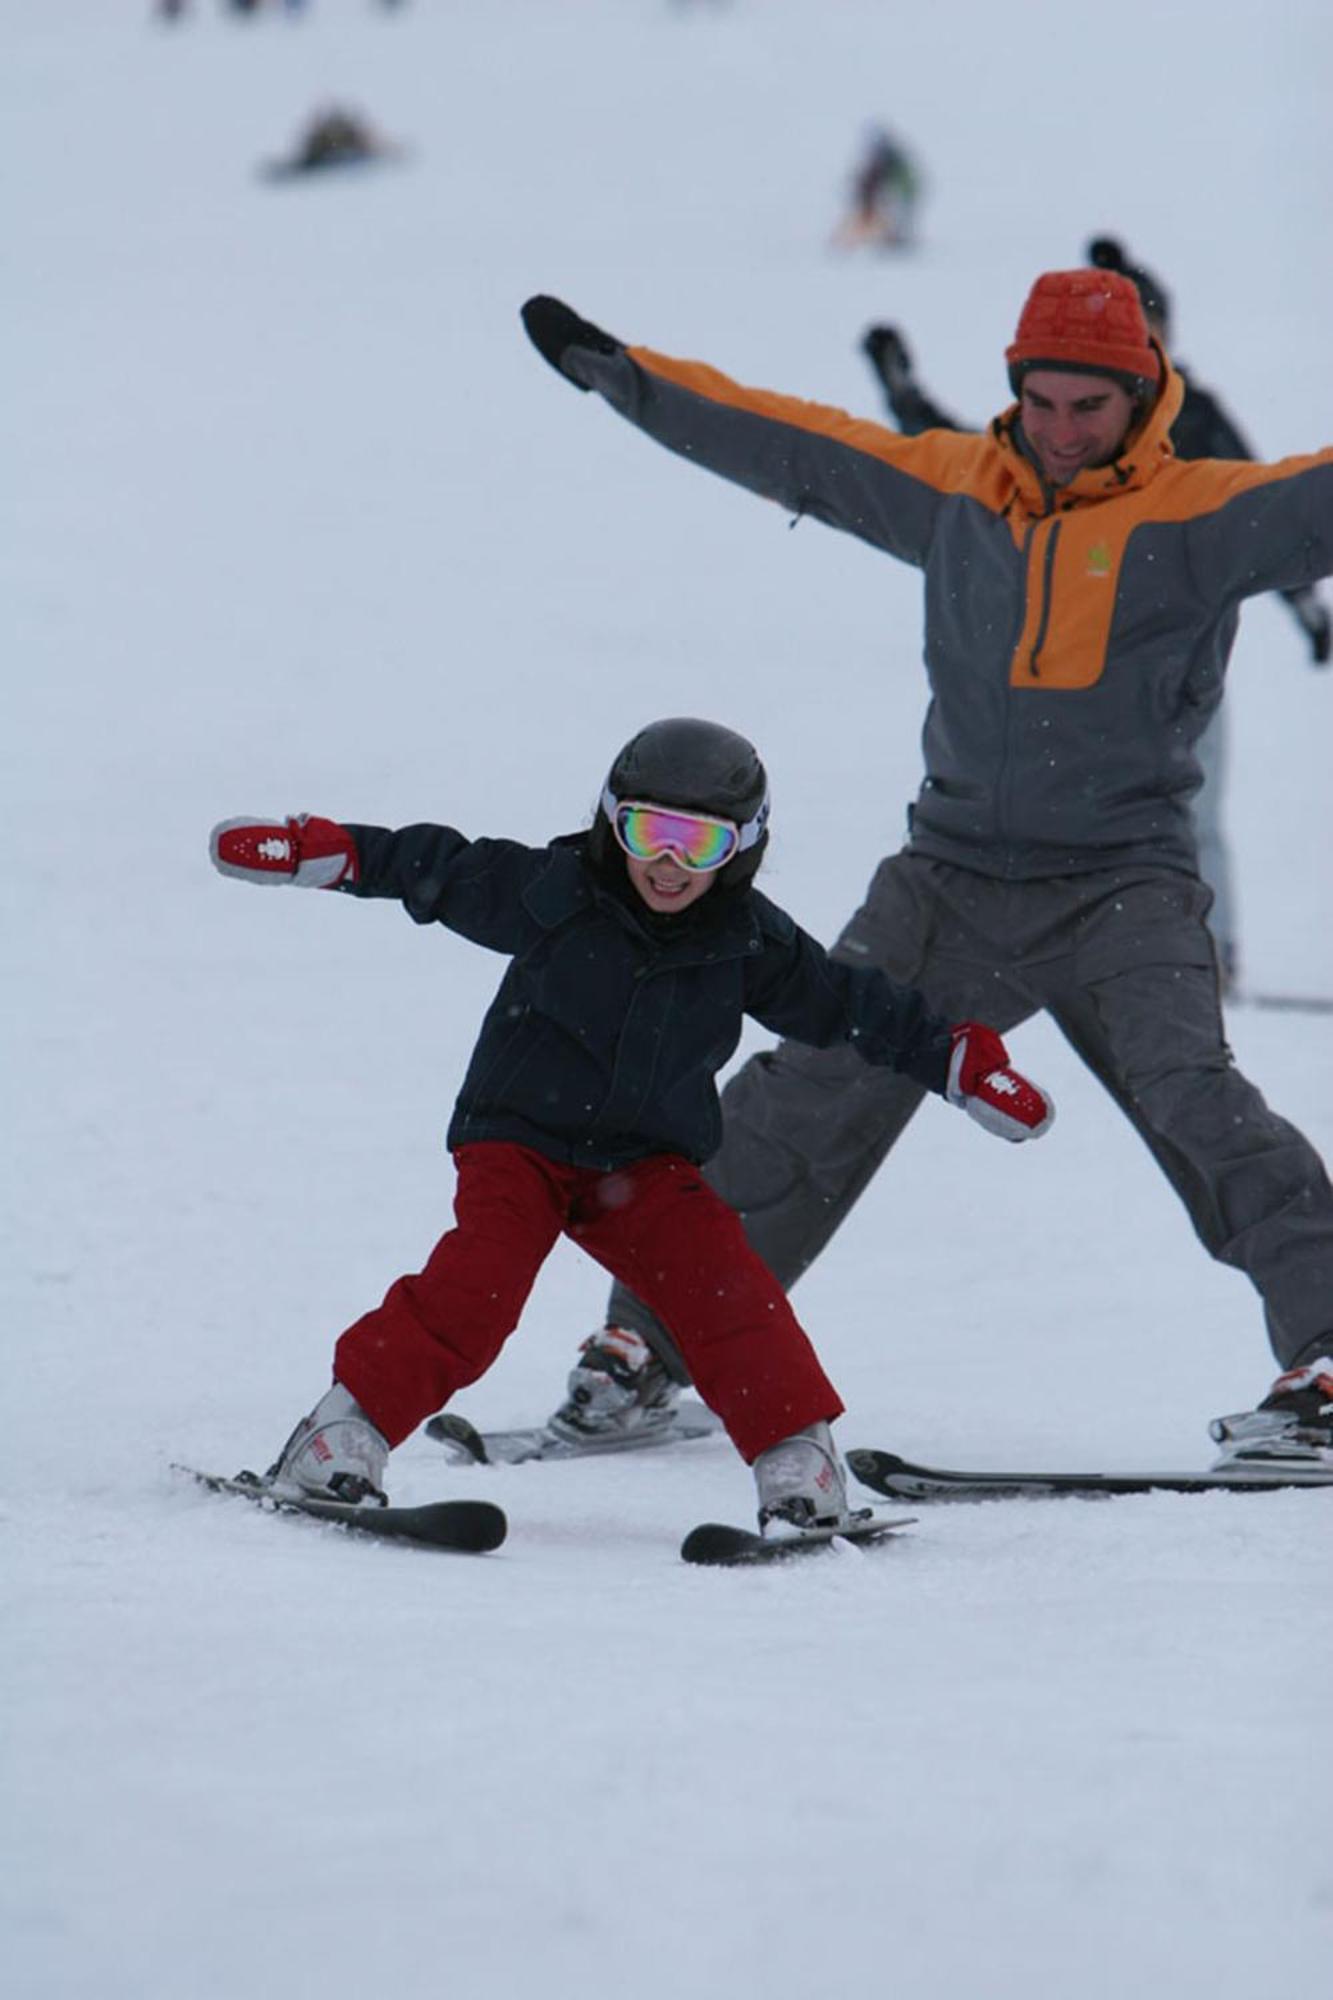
[602,788,768,874]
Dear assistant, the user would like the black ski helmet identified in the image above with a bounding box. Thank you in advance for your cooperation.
[595,716,770,892]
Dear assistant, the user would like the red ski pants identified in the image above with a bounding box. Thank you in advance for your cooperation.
[333,1143,843,1463]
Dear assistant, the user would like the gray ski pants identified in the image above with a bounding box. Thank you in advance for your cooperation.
[607,852,1333,1378]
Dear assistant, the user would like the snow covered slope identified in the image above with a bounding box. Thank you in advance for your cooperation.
[5,4,1331,1997]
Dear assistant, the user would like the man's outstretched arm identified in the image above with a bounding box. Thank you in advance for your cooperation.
[520,294,974,568]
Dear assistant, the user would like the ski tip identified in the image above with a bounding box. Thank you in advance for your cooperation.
[424,1413,491,1464]
[681,1512,913,1567]
[681,1522,763,1566]
[846,1449,909,1483]
[443,1499,508,1552]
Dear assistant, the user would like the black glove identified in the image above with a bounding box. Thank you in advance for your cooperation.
[521,296,622,390]
[861,323,914,391]
[1289,587,1331,666]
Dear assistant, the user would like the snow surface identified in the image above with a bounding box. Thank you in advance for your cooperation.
[5,3,1332,1997]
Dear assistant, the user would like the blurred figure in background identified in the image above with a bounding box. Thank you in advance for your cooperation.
[831,123,922,252]
[861,235,1331,994]
[258,104,407,182]
[156,3,313,20]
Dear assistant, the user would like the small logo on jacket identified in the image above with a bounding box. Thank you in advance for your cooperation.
[1086,541,1112,578]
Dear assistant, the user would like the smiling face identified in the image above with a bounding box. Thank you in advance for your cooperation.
[1018,368,1138,487]
[624,850,718,915]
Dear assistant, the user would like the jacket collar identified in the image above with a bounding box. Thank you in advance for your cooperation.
[522,840,764,963]
[993,345,1185,514]
[598,876,765,965]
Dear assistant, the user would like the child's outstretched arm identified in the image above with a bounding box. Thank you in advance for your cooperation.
[745,913,1054,1143]
[210,813,550,957]
[210,815,359,889]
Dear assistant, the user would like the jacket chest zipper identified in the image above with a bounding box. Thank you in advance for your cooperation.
[1026,518,1061,678]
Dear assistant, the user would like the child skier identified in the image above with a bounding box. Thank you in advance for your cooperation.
[210,718,1054,1538]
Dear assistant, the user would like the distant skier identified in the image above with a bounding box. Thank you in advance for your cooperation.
[258,105,407,182]
[830,123,922,251]
[208,720,1052,1539]
[1084,237,1330,663]
[860,236,1332,994]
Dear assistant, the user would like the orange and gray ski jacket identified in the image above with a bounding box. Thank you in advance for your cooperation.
[566,338,1333,879]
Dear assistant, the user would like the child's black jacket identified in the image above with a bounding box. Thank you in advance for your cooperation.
[344,822,954,1171]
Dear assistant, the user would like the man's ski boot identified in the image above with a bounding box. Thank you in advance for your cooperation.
[547,1326,681,1446]
[753,1420,855,1538]
[1209,1356,1333,1468]
[268,1381,390,1506]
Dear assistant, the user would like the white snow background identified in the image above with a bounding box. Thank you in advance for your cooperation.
[5,3,1332,1996]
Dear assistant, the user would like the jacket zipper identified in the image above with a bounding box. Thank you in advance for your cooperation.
[993,513,1041,850]
[1027,518,1061,677]
[994,506,1058,859]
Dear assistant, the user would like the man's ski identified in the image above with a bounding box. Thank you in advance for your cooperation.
[174,1465,507,1552]
[1233,991,1333,1016]
[426,1402,722,1467]
[846,1447,1333,1503]
[681,1512,914,1568]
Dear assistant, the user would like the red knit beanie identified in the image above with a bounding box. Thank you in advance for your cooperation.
[1006,268,1161,395]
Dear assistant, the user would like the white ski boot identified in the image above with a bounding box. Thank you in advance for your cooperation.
[268,1382,390,1506]
[547,1326,682,1445]
[754,1420,851,1538]
[1210,1357,1333,1468]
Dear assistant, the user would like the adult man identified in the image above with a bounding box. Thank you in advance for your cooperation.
[519,268,1333,1467]
[861,237,1332,993]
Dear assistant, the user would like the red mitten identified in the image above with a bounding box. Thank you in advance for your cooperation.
[947,1022,1054,1142]
[210,815,358,889]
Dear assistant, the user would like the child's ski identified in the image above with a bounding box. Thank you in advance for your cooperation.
[680,1512,913,1568]
[174,1465,507,1552]
[846,1448,1333,1503]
